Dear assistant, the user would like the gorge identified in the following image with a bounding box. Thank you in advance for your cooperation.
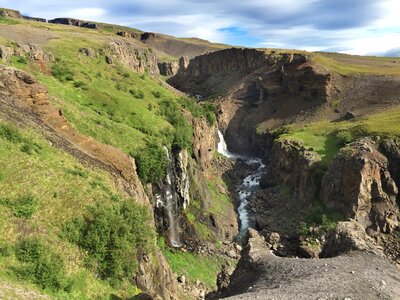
[1,7,400,300]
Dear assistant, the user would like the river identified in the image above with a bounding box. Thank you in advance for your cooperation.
[217,130,265,241]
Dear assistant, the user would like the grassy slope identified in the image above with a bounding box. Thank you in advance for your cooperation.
[280,108,400,164]
[0,118,143,299]
[0,17,222,297]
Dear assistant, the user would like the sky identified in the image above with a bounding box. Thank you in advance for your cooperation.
[2,0,400,56]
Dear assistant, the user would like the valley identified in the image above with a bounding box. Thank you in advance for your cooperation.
[1,7,400,300]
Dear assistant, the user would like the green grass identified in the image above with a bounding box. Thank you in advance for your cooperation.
[206,177,235,218]
[312,53,400,75]
[0,119,147,298]
[0,16,20,25]
[278,107,400,165]
[158,237,231,289]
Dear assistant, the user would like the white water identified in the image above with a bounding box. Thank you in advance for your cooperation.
[162,147,182,248]
[217,130,266,236]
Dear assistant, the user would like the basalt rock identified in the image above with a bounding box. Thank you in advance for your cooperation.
[0,45,13,61]
[168,48,268,95]
[22,16,47,22]
[191,116,217,167]
[48,18,98,29]
[0,8,22,18]
[321,220,384,258]
[321,139,399,234]
[379,138,400,199]
[107,42,159,74]
[158,61,179,76]
[263,139,321,201]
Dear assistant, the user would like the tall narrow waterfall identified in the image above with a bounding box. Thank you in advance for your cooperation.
[161,147,181,248]
[217,130,266,240]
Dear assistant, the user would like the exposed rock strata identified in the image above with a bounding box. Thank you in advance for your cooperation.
[48,18,98,29]
[158,61,179,76]
[263,139,321,201]
[321,139,399,234]
[107,41,159,74]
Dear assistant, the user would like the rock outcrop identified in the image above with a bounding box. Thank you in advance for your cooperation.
[107,42,159,75]
[191,117,217,167]
[168,48,269,95]
[48,18,98,29]
[321,220,384,258]
[158,61,179,76]
[0,43,52,63]
[262,139,321,201]
[321,139,399,234]
[0,8,22,18]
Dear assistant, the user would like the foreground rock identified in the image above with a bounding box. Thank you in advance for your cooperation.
[321,139,399,235]
[216,229,400,300]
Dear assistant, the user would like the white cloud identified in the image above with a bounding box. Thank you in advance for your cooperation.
[64,8,106,20]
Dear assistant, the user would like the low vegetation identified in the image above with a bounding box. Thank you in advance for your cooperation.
[277,107,400,165]
[0,120,146,298]
[158,237,231,289]
[298,202,344,236]
[62,199,155,285]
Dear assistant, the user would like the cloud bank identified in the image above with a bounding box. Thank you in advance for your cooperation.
[2,0,399,56]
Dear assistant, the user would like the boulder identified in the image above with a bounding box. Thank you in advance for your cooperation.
[321,220,383,258]
[321,139,399,234]
[0,45,13,61]
[79,48,95,57]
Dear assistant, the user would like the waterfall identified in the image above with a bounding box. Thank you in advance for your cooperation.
[217,130,266,240]
[160,146,182,248]
[217,130,240,159]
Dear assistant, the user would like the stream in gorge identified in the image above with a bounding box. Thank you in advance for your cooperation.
[217,130,266,241]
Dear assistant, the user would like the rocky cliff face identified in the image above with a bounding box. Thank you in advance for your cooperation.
[158,61,179,76]
[168,48,331,154]
[168,48,269,95]
[107,42,159,75]
[262,139,321,201]
[0,43,53,63]
[321,139,399,234]
[48,18,98,29]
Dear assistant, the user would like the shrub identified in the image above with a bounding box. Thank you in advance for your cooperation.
[151,90,161,98]
[299,202,344,236]
[159,99,193,150]
[178,97,216,126]
[129,89,145,99]
[16,56,28,65]
[62,199,154,283]
[51,62,75,82]
[0,242,12,257]
[15,237,66,291]
[0,194,38,218]
[0,123,24,143]
[73,81,87,89]
[20,142,42,155]
[333,130,353,146]
[133,142,167,183]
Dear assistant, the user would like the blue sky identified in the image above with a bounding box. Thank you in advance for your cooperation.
[2,0,399,56]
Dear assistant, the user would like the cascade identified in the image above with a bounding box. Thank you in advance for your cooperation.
[217,130,266,240]
[158,146,182,248]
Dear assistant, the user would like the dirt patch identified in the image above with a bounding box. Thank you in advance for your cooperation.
[0,24,57,45]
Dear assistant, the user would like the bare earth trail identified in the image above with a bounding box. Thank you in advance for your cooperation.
[221,231,400,300]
